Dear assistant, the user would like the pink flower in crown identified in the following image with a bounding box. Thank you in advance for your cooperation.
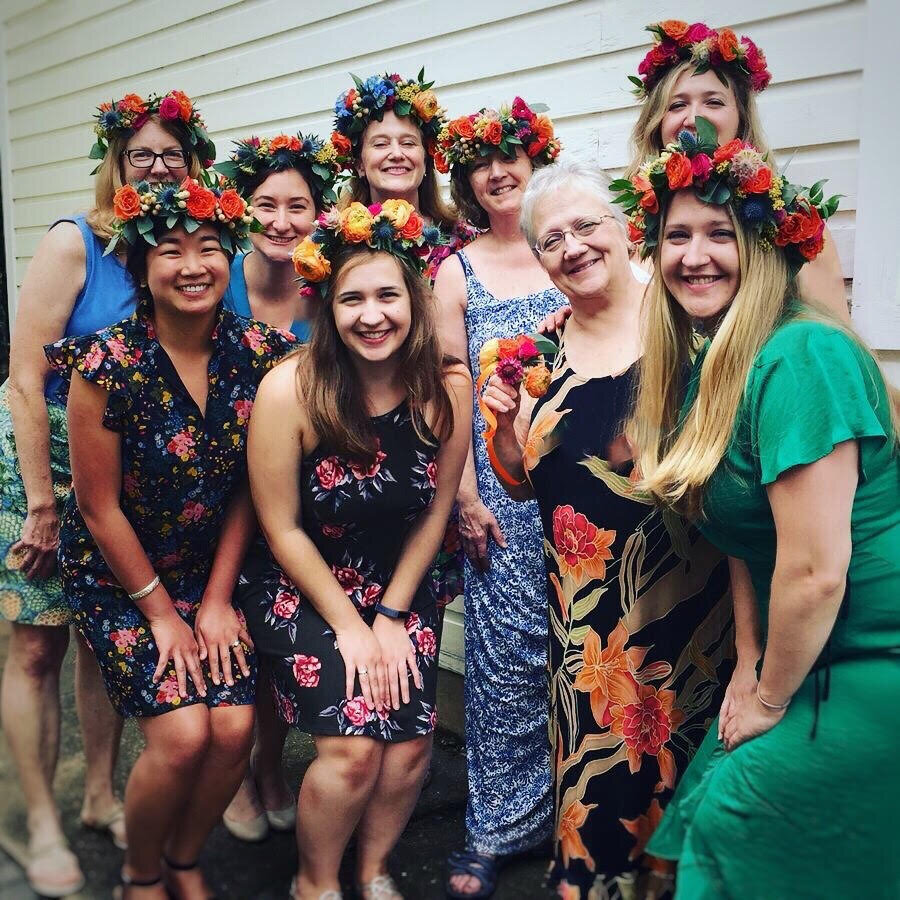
[292,654,321,687]
[511,97,534,120]
[158,96,181,120]
[416,627,437,658]
[233,398,253,423]
[691,153,713,182]
[359,582,383,608]
[343,696,375,727]
[405,612,421,634]
[273,588,299,619]
[685,22,715,43]
[368,203,383,215]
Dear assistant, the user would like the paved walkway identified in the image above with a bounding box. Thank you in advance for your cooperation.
[0,623,549,898]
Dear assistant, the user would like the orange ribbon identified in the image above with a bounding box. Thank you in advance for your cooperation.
[476,364,526,487]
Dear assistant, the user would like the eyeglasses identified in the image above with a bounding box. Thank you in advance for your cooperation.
[534,216,616,256]
[122,148,188,169]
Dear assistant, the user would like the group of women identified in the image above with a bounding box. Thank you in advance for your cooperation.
[0,16,896,900]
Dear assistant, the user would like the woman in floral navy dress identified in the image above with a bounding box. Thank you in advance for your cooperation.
[45,177,294,899]
[243,200,471,900]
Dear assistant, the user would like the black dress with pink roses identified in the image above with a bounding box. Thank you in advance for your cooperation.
[238,400,440,741]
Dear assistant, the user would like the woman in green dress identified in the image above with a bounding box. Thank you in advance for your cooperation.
[617,125,900,896]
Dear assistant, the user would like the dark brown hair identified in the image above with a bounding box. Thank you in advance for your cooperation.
[236,161,323,211]
[297,247,456,460]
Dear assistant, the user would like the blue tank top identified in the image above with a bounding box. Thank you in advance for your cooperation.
[223,253,310,341]
[44,216,137,405]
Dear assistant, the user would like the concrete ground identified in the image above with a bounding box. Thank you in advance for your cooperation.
[0,623,550,899]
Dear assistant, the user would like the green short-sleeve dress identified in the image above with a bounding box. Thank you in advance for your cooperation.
[648,316,900,898]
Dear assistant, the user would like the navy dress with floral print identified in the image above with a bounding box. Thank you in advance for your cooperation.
[44,302,295,718]
[239,400,441,741]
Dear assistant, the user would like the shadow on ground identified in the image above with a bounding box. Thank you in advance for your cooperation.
[0,623,550,898]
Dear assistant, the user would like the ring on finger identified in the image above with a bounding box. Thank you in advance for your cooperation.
[230,639,241,648]
[359,667,369,677]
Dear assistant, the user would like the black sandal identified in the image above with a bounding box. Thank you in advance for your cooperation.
[163,857,217,900]
[445,850,500,899]
[113,870,162,899]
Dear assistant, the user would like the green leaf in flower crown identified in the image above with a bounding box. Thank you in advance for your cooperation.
[103,233,120,257]
[417,67,425,83]
[394,101,412,117]
[183,217,200,234]
[166,214,178,229]
[628,75,645,91]
[807,179,827,203]
[822,194,843,218]
[695,116,718,153]
[213,160,239,179]
[608,178,633,191]
[531,335,559,356]
[219,231,234,254]
[351,73,364,91]
[781,182,799,209]
[136,216,155,235]
[89,141,107,160]
[311,163,332,180]
[142,229,157,247]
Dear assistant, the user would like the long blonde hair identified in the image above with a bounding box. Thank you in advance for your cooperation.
[629,203,898,518]
[626,61,769,180]
[85,115,204,241]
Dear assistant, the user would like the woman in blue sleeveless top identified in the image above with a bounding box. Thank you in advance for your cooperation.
[215,134,342,840]
[0,89,209,897]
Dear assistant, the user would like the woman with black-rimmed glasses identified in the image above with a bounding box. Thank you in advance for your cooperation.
[0,89,209,897]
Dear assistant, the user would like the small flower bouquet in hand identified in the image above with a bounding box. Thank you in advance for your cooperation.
[477,333,557,485]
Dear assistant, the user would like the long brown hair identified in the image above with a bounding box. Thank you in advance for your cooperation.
[626,60,768,180]
[297,247,455,460]
[86,115,204,242]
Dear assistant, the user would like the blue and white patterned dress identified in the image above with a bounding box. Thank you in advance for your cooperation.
[458,248,565,854]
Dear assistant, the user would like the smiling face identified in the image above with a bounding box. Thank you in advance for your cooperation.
[122,119,190,184]
[331,252,412,366]
[467,147,534,221]
[659,191,740,324]
[659,68,741,146]
[249,168,316,263]
[531,185,632,304]
[357,110,426,203]
[145,224,230,316]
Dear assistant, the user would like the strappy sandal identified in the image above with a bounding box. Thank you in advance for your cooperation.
[164,856,217,899]
[112,870,162,899]
[289,875,343,899]
[25,838,86,898]
[80,801,128,849]
[358,873,403,899]
[445,850,500,899]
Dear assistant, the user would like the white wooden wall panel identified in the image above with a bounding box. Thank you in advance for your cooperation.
[1,0,891,676]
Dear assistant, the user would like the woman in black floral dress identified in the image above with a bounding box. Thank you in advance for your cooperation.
[45,178,295,899]
[242,203,471,899]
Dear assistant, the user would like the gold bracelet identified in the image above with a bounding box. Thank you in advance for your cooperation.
[129,575,160,602]
[756,683,790,711]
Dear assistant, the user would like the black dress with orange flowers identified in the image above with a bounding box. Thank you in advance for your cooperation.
[238,400,441,741]
[524,344,733,899]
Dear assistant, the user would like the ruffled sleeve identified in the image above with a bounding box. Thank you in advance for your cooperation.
[748,321,890,485]
[44,326,138,431]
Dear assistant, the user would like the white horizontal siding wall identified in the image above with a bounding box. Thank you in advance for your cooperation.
[1,0,894,674]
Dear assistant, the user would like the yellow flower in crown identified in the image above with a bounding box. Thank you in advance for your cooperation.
[411,90,439,123]
[340,202,375,242]
[380,198,414,228]
[292,237,331,282]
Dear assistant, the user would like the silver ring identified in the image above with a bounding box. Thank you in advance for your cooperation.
[359,668,369,677]
[230,639,241,648]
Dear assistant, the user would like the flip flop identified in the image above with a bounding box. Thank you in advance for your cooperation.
[445,850,500,899]
[26,839,86,899]
[81,801,128,849]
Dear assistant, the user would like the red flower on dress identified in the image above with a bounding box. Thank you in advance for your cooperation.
[348,440,387,480]
[316,456,346,490]
[342,696,374,727]
[321,523,345,539]
[359,582,383,608]
[332,565,363,595]
[552,505,616,585]
[272,589,299,619]
[291,654,321,688]
[608,681,684,788]
[416,627,437,658]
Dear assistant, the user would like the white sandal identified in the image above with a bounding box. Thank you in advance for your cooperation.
[358,873,403,899]
[289,875,343,899]
[25,839,86,898]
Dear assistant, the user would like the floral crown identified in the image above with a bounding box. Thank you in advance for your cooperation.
[292,199,444,298]
[630,21,772,98]
[213,132,346,206]
[437,97,562,171]
[90,90,216,169]
[609,117,840,272]
[106,176,261,257]
[332,69,446,165]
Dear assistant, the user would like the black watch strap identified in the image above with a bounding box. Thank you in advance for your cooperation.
[374,601,406,620]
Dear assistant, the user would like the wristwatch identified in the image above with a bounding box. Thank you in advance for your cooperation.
[374,601,406,620]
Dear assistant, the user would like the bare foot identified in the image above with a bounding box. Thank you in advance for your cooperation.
[164,862,214,900]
